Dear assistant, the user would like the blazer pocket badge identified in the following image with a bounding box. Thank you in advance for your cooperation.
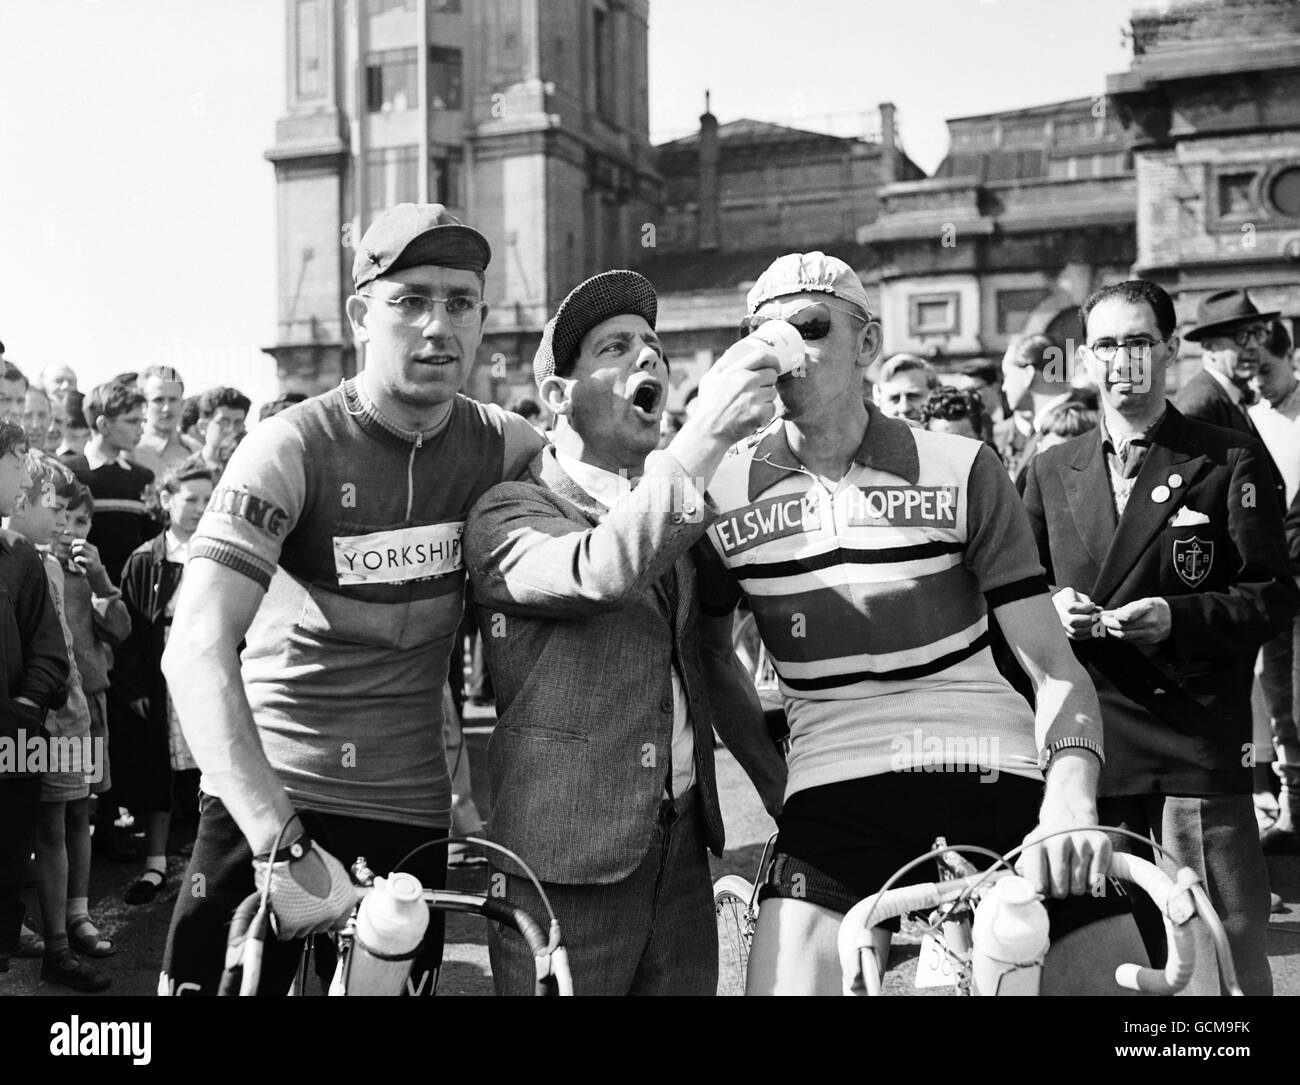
[1172,536,1213,587]
[1169,507,1210,527]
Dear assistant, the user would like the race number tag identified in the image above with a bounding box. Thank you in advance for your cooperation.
[333,522,463,586]
[915,932,958,988]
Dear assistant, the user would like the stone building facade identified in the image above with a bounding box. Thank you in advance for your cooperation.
[265,0,659,401]
[1108,0,1300,343]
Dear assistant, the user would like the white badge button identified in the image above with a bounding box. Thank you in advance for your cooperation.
[1168,473,1183,489]
[1152,485,1171,503]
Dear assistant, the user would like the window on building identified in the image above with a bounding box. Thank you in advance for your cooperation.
[594,6,614,121]
[366,146,419,223]
[366,48,418,112]
[430,149,464,207]
[295,0,323,100]
[1217,172,1256,216]
[909,294,960,337]
[951,125,995,151]
[430,0,461,11]
[368,0,415,15]
[1001,120,1045,148]
[428,46,462,110]
[996,288,1052,335]
[1270,166,1300,218]
[1053,116,1105,143]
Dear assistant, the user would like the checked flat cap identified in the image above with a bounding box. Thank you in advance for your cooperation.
[352,203,491,289]
[533,270,658,386]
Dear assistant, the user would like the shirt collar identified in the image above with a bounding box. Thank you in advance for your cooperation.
[747,401,920,502]
[164,528,191,562]
[553,448,635,511]
[1099,407,1168,454]
[1202,363,1242,404]
[83,441,132,472]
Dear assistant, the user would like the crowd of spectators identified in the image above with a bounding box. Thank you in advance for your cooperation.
[0,353,258,989]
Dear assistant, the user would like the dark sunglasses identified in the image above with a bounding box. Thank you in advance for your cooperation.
[739,300,869,342]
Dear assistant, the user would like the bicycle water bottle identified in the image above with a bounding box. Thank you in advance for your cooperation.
[971,875,1049,996]
[342,872,428,996]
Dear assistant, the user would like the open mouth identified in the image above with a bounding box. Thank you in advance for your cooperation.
[413,353,457,367]
[627,373,664,422]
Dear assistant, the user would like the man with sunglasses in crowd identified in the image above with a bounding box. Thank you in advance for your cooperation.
[1023,279,1297,994]
[696,251,1141,994]
[158,204,544,995]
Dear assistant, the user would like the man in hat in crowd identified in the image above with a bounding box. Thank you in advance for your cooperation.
[696,252,1139,995]
[1023,279,1297,994]
[464,269,787,995]
[1176,290,1289,839]
[159,204,544,995]
[1176,289,1283,455]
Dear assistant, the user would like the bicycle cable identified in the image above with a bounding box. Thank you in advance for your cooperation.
[394,836,564,954]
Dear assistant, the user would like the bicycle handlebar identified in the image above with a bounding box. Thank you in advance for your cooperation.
[219,886,574,996]
[836,852,1204,996]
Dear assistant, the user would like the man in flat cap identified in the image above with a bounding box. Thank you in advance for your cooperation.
[464,269,787,995]
[696,252,1140,994]
[159,204,544,995]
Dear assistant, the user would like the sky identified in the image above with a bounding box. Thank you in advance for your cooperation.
[0,0,1164,400]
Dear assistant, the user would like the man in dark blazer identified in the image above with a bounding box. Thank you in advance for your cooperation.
[1023,279,1298,995]
[464,271,786,995]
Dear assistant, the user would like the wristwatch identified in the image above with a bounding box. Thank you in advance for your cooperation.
[254,831,314,865]
[1037,737,1105,771]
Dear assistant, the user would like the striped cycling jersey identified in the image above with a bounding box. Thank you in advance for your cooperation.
[700,405,1048,799]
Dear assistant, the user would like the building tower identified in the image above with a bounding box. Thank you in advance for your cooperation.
[265,0,660,400]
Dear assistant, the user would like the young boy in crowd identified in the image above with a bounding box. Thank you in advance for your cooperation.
[54,482,130,953]
[75,380,159,858]
[5,450,108,990]
[0,422,69,976]
[55,392,91,472]
[118,458,214,904]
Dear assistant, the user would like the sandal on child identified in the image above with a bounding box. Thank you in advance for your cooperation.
[68,916,116,958]
[15,923,44,958]
[124,869,167,906]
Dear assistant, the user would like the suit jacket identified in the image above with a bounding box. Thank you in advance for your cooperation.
[1022,405,1299,797]
[1172,369,1255,438]
[1173,368,1285,504]
[464,445,727,885]
[993,415,1033,477]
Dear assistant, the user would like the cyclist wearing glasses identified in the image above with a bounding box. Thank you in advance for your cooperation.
[698,252,1139,995]
[1024,279,1297,994]
[157,204,544,995]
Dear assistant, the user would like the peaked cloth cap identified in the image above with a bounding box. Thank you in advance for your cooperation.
[1184,288,1281,342]
[746,251,874,318]
[533,270,658,386]
[352,203,491,289]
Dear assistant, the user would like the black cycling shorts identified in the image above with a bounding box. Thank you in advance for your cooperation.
[760,771,1131,937]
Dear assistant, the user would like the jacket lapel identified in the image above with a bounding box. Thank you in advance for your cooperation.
[1091,409,1209,605]
[1061,430,1117,570]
